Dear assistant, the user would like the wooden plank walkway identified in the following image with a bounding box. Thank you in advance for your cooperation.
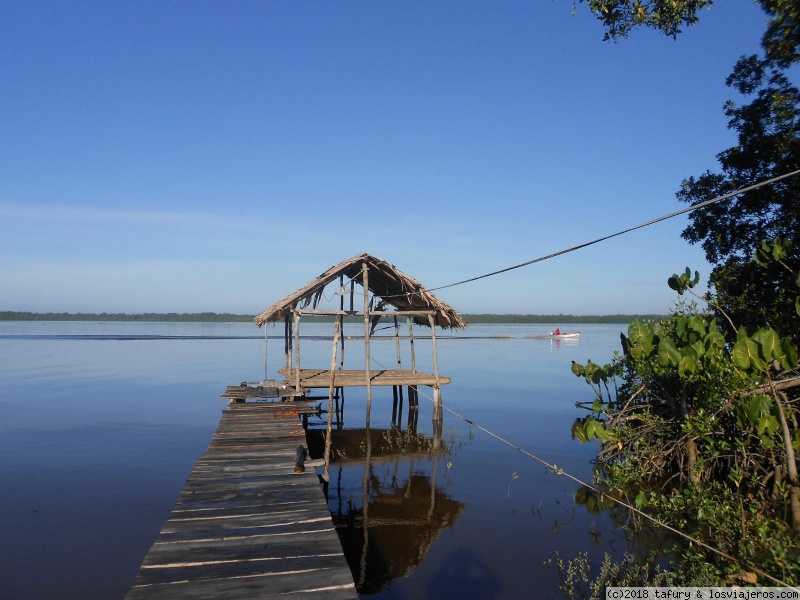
[125,402,358,599]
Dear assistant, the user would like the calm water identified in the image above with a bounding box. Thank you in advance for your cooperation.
[0,321,638,599]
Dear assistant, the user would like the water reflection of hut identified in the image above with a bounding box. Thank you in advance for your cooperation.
[327,454,465,594]
[253,253,466,478]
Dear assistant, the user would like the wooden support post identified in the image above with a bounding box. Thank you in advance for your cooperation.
[428,314,443,450]
[391,386,398,425]
[284,315,291,374]
[409,318,416,373]
[398,385,404,425]
[294,310,301,393]
[362,262,372,426]
[323,315,340,483]
[408,391,418,433]
[264,323,269,383]
[337,386,345,429]
[339,275,345,370]
[393,316,402,369]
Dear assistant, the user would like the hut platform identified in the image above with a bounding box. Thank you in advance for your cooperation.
[125,402,357,600]
[279,368,450,389]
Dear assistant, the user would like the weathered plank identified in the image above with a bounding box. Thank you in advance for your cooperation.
[279,368,451,388]
[125,402,357,599]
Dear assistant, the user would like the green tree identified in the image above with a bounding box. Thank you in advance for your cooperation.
[676,56,800,338]
[572,268,800,583]
[577,0,800,339]
[576,0,800,69]
[575,0,714,40]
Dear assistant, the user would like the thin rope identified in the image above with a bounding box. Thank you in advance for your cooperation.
[409,169,800,296]
[410,384,798,590]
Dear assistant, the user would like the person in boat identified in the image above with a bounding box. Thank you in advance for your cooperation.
[554,328,561,336]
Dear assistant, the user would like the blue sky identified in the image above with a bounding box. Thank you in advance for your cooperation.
[0,1,772,315]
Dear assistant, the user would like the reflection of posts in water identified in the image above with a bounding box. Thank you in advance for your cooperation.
[336,386,345,430]
[427,314,443,451]
[360,422,372,587]
[428,457,438,522]
[407,386,419,433]
[391,385,405,427]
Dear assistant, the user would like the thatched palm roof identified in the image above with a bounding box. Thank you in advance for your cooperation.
[254,253,466,329]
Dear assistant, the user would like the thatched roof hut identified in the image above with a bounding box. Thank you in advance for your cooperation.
[252,253,464,477]
[254,253,466,330]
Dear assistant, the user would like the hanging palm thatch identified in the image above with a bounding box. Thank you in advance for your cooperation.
[253,253,466,329]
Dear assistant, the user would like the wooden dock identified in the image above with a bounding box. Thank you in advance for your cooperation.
[125,402,358,599]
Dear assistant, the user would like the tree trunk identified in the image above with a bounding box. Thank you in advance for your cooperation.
[774,391,800,531]
[681,391,701,484]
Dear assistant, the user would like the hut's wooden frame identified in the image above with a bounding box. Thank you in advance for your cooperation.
[254,253,466,479]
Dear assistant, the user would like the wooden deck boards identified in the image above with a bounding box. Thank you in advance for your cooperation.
[279,368,451,388]
[125,402,358,599]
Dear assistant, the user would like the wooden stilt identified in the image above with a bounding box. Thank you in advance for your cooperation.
[323,315,340,482]
[398,385,404,425]
[362,262,372,427]
[428,314,443,449]
[409,319,416,373]
[284,315,291,374]
[294,310,301,393]
[394,315,402,369]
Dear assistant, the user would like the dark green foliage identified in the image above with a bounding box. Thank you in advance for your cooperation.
[676,52,800,338]
[571,269,800,585]
[575,0,714,40]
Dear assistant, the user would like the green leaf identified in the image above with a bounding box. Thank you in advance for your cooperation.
[635,490,648,509]
[781,337,798,371]
[742,395,773,424]
[592,399,602,414]
[705,329,726,349]
[678,355,696,378]
[591,365,608,385]
[668,267,701,294]
[571,361,585,377]
[687,315,707,336]
[752,328,782,361]
[584,361,598,382]
[584,418,604,441]
[573,422,588,443]
[626,322,655,360]
[733,338,767,372]
[690,340,706,360]
[658,337,681,366]
[757,415,779,436]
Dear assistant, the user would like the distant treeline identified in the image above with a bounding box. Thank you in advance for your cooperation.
[463,313,666,324]
[0,311,255,322]
[0,311,666,324]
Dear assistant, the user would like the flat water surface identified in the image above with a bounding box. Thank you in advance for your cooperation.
[0,321,638,599]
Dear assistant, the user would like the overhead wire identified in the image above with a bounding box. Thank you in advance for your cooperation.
[392,169,800,297]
